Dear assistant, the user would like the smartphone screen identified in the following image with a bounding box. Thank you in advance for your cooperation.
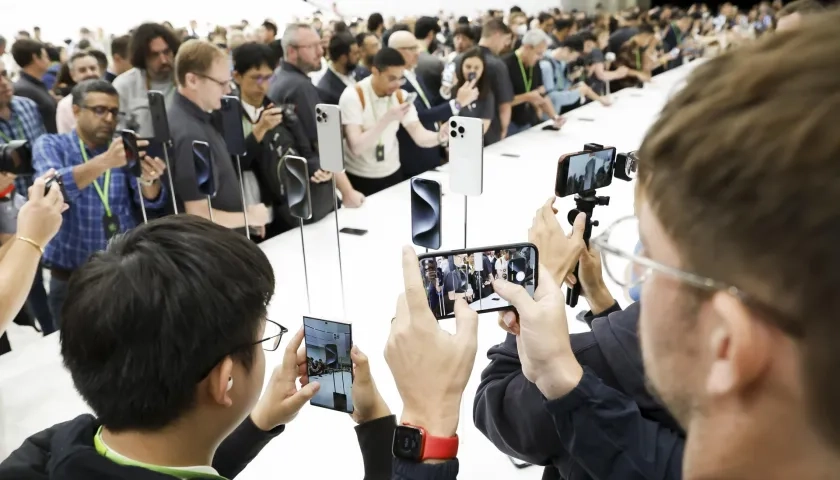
[303,317,354,413]
[410,178,442,250]
[191,140,216,197]
[418,243,538,319]
[120,129,142,177]
[339,227,368,236]
[557,148,616,197]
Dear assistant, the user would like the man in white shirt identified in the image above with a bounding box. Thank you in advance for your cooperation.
[495,250,510,281]
[56,52,101,133]
[338,47,444,196]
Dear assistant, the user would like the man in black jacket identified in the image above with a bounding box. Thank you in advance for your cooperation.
[474,198,685,479]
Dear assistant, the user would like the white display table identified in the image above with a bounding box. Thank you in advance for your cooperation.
[0,62,703,476]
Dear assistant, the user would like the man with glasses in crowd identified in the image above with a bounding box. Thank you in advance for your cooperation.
[113,23,180,138]
[168,40,270,233]
[32,79,168,327]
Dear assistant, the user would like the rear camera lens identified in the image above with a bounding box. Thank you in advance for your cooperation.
[458,126,465,134]
[450,130,457,138]
[450,121,457,128]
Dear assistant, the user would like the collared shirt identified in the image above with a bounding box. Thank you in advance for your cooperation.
[14,72,57,134]
[32,130,168,270]
[0,96,47,194]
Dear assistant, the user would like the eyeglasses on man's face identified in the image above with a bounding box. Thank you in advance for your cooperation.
[196,73,232,88]
[196,319,288,382]
[592,215,803,338]
[81,105,123,120]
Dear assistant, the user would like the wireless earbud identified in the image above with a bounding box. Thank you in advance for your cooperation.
[226,377,233,392]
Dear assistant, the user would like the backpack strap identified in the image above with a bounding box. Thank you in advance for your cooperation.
[355,85,365,110]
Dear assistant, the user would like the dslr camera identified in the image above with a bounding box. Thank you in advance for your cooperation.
[0,140,33,175]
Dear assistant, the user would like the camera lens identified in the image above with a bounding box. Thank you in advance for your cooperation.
[450,121,457,128]
[450,130,457,138]
[458,126,465,134]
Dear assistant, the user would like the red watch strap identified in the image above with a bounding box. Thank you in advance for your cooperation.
[418,428,459,461]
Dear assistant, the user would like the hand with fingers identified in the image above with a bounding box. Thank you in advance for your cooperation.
[385,246,479,437]
[310,169,333,184]
[493,271,584,401]
[350,345,392,424]
[139,156,167,185]
[565,243,616,315]
[18,170,67,248]
[250,327,321,431]
[528,196,587,286]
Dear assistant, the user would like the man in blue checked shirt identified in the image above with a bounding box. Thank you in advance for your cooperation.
[0,57,55,336]
[32,79,168,327]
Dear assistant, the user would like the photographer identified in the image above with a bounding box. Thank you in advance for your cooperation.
[0,174,64,353]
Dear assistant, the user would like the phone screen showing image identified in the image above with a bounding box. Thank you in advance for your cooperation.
[418,244,538,320]
[303,317,354,413]
[561,148,616,196]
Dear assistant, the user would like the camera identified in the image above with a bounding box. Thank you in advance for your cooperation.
[279,104,299,124]
[44,175,68,198]
[614,150,638,182]
[0,140,33,175]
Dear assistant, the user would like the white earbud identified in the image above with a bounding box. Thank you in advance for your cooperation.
[226,377,233,391]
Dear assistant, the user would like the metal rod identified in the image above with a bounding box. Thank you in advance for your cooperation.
[300,218,311,313]
[463,195,468,249]
[234,155,250,240]
[161,143,178,214]
[206,197,214,222]
[331,176,346,318]
[137,179,148,223]
[605,80,611,97]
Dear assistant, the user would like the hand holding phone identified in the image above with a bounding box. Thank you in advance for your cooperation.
[404,92,419,105]
[304,317,354,413]
[119,129,143,177]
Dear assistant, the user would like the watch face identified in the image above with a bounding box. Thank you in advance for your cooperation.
[392,426,424,461]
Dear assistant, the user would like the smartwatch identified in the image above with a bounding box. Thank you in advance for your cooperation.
[392,424,459,462]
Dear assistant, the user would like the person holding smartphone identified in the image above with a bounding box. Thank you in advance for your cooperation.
[451,47,494,134]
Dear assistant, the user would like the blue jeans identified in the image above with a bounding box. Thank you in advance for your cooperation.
[506,122,532,137]
[27,266,55,334]
[48,276,69,330]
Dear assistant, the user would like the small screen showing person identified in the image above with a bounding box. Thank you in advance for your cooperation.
[303,317,354,413]
[566,148,616,194]
[420,246,537,319]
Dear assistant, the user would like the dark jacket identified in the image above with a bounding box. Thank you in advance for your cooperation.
[266,62,322,150]
[316,68,350,106]
[397,76,450,179]
[14,72,57,134]
[473,303,685,480]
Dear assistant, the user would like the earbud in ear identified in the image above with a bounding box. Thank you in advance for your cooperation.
[226,377,233,391]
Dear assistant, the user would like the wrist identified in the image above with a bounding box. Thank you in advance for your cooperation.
[534,360,584,400]
[95,152,116,170]
[249,403,275,431]
[587,283,615,314]
[358,401,392,424]
[400,406,459,438]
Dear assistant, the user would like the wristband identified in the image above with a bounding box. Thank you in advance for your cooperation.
[16,236,44,255]
[138,177,155,187]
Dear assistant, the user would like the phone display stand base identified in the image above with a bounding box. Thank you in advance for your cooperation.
[162,143,178,214]
[330,177,347,319]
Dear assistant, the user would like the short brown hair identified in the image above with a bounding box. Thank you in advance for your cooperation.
[778,0,825,17]
[638,10,840,445]
[175,39,226,87]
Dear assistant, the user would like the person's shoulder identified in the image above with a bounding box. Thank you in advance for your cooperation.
[112,68,141,90]
[11,95,39,112]
[339,80,363,105]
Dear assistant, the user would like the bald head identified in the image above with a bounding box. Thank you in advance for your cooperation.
[388,30,419,69]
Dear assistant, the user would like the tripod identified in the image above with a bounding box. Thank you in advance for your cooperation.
[566,192,610,307]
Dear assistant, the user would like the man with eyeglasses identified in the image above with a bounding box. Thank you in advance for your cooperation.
[168,40,270,233]
[31,79,168,328]
[268,23,365,208]
[113,23,180,138]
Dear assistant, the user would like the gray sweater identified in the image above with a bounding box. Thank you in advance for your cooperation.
[112,68,176,138]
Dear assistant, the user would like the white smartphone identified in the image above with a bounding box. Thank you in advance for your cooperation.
[405,92,418,105]
[447,116,484,196]
[314,104,345,173]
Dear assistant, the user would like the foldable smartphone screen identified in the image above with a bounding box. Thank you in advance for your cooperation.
[303,317,354,413]
[418,243,538,320]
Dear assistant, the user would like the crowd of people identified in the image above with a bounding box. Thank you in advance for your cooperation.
[0,1,838,479]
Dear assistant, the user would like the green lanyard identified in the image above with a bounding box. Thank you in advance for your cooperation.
[670,23,683,45]
[78,137,112,217]
[635,49,642,70]
[0,118,25,142]
[516,52,534,92]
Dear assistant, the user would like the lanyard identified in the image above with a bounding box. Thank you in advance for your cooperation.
[0,117,25,142]
[407,75,430,108]
[635,49,642,70]
[671,24,683,45]
[515,52,534,92]
[78,138,112,217]
[368,85,393,147]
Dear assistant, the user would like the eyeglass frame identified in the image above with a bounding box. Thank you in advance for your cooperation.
[197,319,288,382]
[592,215,804,338]
[194,72,232,88]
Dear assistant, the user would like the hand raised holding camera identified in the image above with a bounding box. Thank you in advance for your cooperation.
[254,104,284,142]
[18,171,66,248]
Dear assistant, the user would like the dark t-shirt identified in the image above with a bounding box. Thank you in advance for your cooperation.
[608,27,638,54]
[503,52,544,127]
[459,91,495,121]
[662,25,683,70]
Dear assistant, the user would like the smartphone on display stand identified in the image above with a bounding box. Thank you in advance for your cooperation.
[314,104,345,172]
[220,96,247,156]
[147,91,171,144]
[303,317,354,413]
[418,243,538,320]
[554,147,616,197]
[120,129,142,177]
[447,116,484,196]
[191,141,217,197]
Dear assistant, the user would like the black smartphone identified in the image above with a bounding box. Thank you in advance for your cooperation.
[191,141,217,197]
[418,243,539,320]
[555,147,616,197]
[339,227,368,236]
[542,125,560,131]
[303,317,354,413]
[44,175,67,199]
[467,71,476,82]
[220,96,246,156]
[147,91,171,144]
[0,140,33,175]
[120,129,142,177]
[500,153,520,158]
[410,177,442,250]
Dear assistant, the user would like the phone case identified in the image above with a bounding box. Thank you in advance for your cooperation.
[448,116,484,196]
[303,317,354,414]
[192,141,217,197]
[282,155,312,220]
[120,129,143,177]
[221,96,247,156]
[314,104,345,173]
[147,91,171,144]
[410,178,442,250]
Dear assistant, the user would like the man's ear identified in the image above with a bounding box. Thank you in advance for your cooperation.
[206,356,235,407]
[72,103,81,119]
[232,71,243,84]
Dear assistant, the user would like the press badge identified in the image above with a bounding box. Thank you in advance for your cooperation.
[376,144,385,162]
[102,214,121,240]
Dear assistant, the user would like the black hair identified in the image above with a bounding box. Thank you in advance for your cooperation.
[60,215,274,432]
[510,6,523,13]
[71,78,118,106]
[382,24,411,47]
[88,49,108,71]
[563,35,585,53]
[111,35,131,59]
[232,41,276,74]
[54,63,73,89]
[637,23,655,35]
[538,12,554,24]
[453,25,478,44]
[262,20,278,35]
[457,16,470,25]
[555,18,575,31]
[372,47,406,72]
[481,18,511,38]
[77,39,91,51]
[334,21,349,33]
[45,45,61,63]
[11,39,45,68]
[415,16,441,40]
[129,22,181,70]
[579,31,598,43]
[367,13,385,33]
[328,32,356,62]
[268,39,284,63]
[455,47,489,100]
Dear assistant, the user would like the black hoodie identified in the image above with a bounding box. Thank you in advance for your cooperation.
[473,303,686,480]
